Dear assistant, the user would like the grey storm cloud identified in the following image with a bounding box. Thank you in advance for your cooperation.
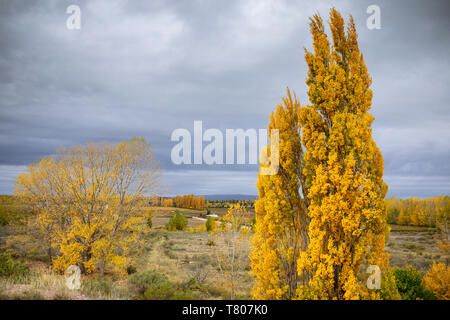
[0,0,449,197]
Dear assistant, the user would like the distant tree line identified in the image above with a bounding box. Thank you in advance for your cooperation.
[207,199,255,209]
[150,195,205,210]
[386,196,449,228]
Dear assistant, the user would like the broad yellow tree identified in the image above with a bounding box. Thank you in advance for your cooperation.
[297,9,389,299]
[250,89,310,299]
[15,137,160,275]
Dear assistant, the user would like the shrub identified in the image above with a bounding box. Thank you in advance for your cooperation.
[379,268,401,300]
[128,270,172,295]
[166,212,187,231]
[205,216,215,232]
[129,270,196,300]
[146,216,152,229]
[250,217,256,230]
[180,277,209,297]
[204,283,230,298]
[393,266,437,300]
[141,278,176,300]
[126,265,137,275]
[424,262,450,300]
[0,252,30,279]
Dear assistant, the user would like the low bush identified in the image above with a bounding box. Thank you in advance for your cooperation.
[205,216,215,232]
[141,278,176,300]
[204,283,230,298]
[180,277,209,297]
[146,216,152,229]
[126,265,137,275]
[393,266,437,300]
[250,217,256,231]
[166,212,187,231]
[0,252,30,279]
[129,270,197,300]
[128,270,172,295]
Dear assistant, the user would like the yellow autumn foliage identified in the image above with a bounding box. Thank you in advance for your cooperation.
[424,262,450,300]
[251,8,391,300]
[15,137,160,275]
[297,9,389,300]
[386,196,449,227]
[251,89,309,300]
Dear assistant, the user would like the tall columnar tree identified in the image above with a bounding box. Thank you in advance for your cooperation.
[297,9,389,299]
[250,89,310,299]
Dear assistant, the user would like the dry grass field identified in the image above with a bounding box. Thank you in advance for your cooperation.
[149,206,255,229]
[0,205,446,300]
[386,224,447,272]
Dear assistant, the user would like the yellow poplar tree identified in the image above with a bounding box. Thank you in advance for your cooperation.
[297,9,389,299]
[250,89,310,299]
[397,208,409,225]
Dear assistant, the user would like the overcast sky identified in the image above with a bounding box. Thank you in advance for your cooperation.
[0,0,449,198]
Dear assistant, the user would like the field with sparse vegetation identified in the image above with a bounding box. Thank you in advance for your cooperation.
[0,201,254,300]
[1,199,447,300]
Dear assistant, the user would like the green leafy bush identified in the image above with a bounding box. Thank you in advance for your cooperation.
[250,217,256,231]
[129,270,172,295]
[146,216,152,229]
[129,270,196,300]
[141,278,176,300]
[166,212,187,231]
[0,252,30,279]
[393,266,437,300]
[126,265,137,275]
[205,216,215,231]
